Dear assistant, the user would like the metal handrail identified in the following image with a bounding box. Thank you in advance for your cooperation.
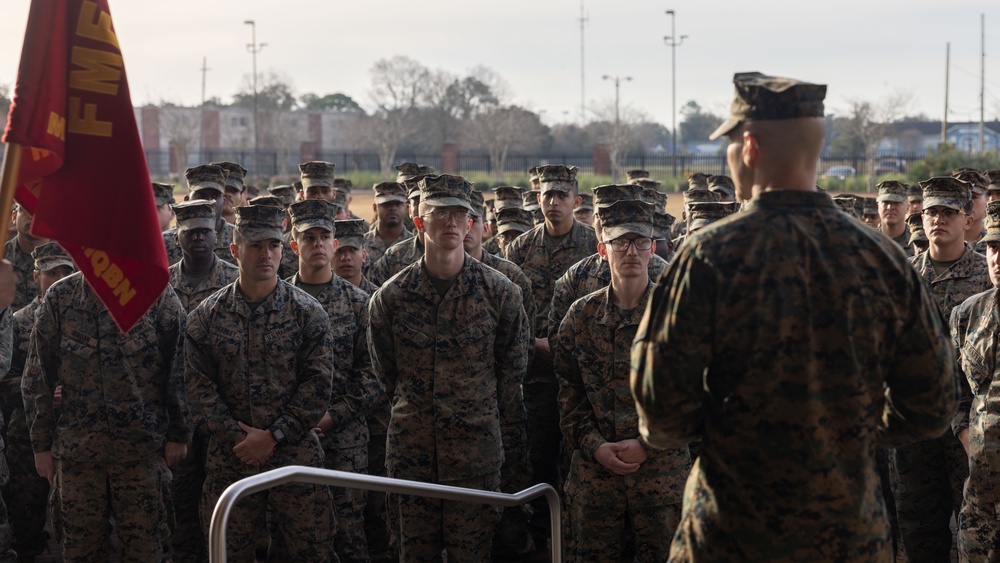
[208,466,562,563]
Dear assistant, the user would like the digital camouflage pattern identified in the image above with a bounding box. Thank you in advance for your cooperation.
[4,237,37,312]
[0,307,14,561]
[480,250,536,342]
[632,190,958,562]
[709,71,827,140]
[951,288,1000,562]
[162,220,237,267]
[548,252,669,348]
[364,224,413,268]
[368,254,530,560]
[891,246,990,561]
[556,283,689,561]
[168,256,240,313]
[367,235,424,287]
[185,279,335,561]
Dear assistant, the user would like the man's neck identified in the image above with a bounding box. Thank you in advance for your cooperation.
[545,218,573,237]
[216,216,226,232]
[377,222,404,243]
[15,235,38,255]
[930,241,965,262]
[609,273,649,310]
[466,245,484,262]
[881,222,905,239]
[236,277,277,302]
[182,254,216,275]
[965,219,984,243]
[345,271,364,288]
[424,243,465,280]
[221,210,236,225]
[297,262,334,284]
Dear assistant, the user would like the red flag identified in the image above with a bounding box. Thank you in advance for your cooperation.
[3,0,168,333]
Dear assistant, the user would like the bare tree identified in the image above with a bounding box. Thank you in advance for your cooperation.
[839,92,911,190]
[159,106,201,175]
[588,100,649,181]
[361,56,431,177]
[467,106,548,181]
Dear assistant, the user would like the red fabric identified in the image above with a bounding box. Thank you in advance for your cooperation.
[3,0,168,333]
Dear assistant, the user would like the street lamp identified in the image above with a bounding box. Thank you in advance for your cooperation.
[244,20,266,174]
[602,75,632,126]
[664,10,687,177]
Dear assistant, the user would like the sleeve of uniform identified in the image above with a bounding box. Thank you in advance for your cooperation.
[157,292,191,444]
[547,269,575,349]
[368,254,390,287]
[630,249,715,449]
[273,306,334,442]
[494,279,530,479]
[878,269,958,447]
[326,294,377,430]
[554,302,605,458]
[184,307,242,448]
[0,307,12,375]
[367,288,398,396]
[948,302,973,436]
[22,296,59,453]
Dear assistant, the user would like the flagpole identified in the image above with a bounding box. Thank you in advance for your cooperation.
[0,143,22,260]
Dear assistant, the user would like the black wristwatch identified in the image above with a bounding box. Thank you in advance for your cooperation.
[269,426,286,445]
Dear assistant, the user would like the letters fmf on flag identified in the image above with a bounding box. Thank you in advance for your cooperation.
[2,0,169,333]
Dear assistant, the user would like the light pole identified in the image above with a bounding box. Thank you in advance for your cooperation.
[602,75,632,126]
[665,10,687,177]
[244,20,266,174]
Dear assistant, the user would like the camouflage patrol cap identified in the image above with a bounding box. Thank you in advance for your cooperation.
[528,166,540,182]
[708,175,735,198]
[593,184,645,208]
[289,199,337,234]
[492,186,525,209]
[983,200,1000,244]
[876,180,908,203]
[985,170,1000,192]
[832,195,859,217]
[920,176,971,211]
[211,161,247,192]
[626,170,652,183]
[267,185,297,206]
[496,207,534,236]
[373,181,408,204]
[485,205,496,222]
[652,211,676,240]
[687,173,710,191]
[905,212,928,245]
[599,200,656,241]
[683,187,720,205]
[395,162,435,182]
[862,197,878,216]
[235,205,284,242]
[632,177,662,191]
[299,161,336,189]
[152,182,174,207]
[418,174,474,211]
[334,219,366,249]
[688,202,738,233]
[709,71,827,140]
[651,190,668,211]
[249,195,283,208]
[469,189,486,218]
[907,183,924,202]
[330,189,348,210]
[575,193,594,212]
[293,180,304,194]
[332,178,353,193]
[31,242,75,272]
[537,164,579,193]
[522,190,540,211]
[172,200,217,232]
[952,168,989,196]
[184,164,227,195]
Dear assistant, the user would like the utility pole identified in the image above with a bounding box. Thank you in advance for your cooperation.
[579,0,588,124]
[200,56,210,156]
[980,13,985,153]
[602,75,632,126]
[244,20,266,173]
[664,10,687,178]
[943,43,949,145]
[200,57,210,107]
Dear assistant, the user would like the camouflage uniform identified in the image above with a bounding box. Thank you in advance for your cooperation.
[3,299,48,559]
[348,210,372,232]
[162,220,237,267]
[168,256,240,313]
[279,231,300,279]
[632,190,958,562]
[3,237,36,312]
[367,235,424,287]
[368,254,531,562]
[548,252,669,348]
[483,236,502,256]
[556,283,689,561]
[22,275,188,562]
[359,276,379,296]
[0,307,16,562]
[891,244,989,561]
[288,271,376,563]
[185,280,336,562]
[889,225,914,257]
[363,225,413,268]
[503,220,598,498]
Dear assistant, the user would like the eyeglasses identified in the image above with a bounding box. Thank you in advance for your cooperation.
[421,208,470,222]
[922,208,965,220]
[607,237,653,252]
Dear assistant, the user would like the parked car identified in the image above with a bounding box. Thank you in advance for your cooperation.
[873,158,906,176]
[823,165,856,180]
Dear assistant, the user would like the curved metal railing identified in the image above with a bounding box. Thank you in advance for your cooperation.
[208,466,562,562]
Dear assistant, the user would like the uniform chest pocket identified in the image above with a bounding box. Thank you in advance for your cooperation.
[61,330,96,360]
[961,340,992,396]
[454,312,497,369]
[119,323,158,358]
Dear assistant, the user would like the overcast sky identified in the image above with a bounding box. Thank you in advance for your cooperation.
[1,0,998,128]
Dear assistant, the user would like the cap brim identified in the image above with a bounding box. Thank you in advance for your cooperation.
[335,236,364,249]
[375,195,408,205]
[36,258,75,271]
[189,184,224,195]
[238,227,284,242]
[301,180,333,189]
[422,197,472,211]
[923,197,965,211]
[494,200,522,210]
[603,223,654,240]
[292,219,335,234]
[708,116,741,141]
[497,223,530,235]
[876,194,906,203]
[908,232,929,244]
[176,218,217,232]
[540,182,574,193]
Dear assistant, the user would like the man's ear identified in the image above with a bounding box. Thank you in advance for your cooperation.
[742,130,758,167]
[413,216,425,232]
[289,239,300,256]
